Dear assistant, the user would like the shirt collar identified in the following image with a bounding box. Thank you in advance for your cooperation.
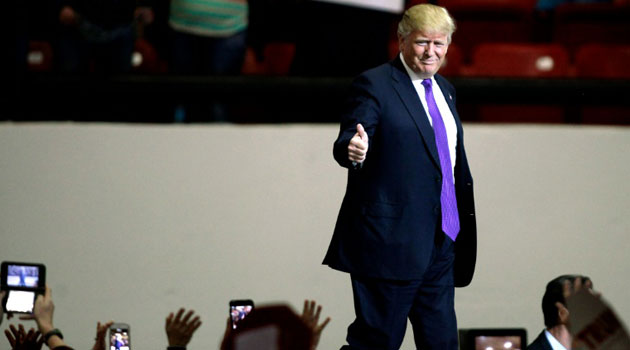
[544,329,568,350]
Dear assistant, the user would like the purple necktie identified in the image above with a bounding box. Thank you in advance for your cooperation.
[421,79,460,241]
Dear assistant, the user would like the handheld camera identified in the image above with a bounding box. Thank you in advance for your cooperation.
[1,261,46,314]
[229,299,254,329]
[109,323,130,350]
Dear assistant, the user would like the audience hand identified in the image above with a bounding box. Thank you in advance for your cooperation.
[219,317,232,350]
[0,291,4,325]
[301,300,331,350]
[4,324,44,350]
[22,287,55,335]
[19,286,70,349]
[165,308,202,347]
[91,321,113,350]
[563,276,597,299]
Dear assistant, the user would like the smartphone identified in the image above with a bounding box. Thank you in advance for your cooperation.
[109,323,130,350]
[229,299,254,329]
[1,261,46,314]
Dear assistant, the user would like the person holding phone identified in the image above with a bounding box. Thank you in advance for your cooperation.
[229,300,254,330]
[220,299,330,350]
[2,262,46,315]
[92,321,115,350]
[3,286,74,350]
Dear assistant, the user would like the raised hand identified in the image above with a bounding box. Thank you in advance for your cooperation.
[165,308,202,347]
[348,123,369,163]
[301,300,331,350]
[92,321,114,350]
[4,324,44,350]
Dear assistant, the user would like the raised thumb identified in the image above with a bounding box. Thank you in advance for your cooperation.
[357,124,368,142]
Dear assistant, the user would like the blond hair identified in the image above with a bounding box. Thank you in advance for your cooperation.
[397,4,456,43]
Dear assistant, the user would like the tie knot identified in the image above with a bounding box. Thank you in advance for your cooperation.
[421,79,432,89]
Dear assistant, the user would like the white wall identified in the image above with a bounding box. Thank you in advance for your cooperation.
[314,0,404,13]
[0,122,628,350]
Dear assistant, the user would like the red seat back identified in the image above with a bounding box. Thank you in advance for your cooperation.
[242,43,296,76]
[575,44,630,79]
[465,43,570,77]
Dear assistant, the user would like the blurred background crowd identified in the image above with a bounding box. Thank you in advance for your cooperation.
[11,0,630,124]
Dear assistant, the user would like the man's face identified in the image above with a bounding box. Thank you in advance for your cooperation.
[399,30,449,79]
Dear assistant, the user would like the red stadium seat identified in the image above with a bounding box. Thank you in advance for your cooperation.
[438,0,536,12]
[580,106,630,125]
[27,41,53,72]
[439,43,464,77]
[241,42,296,76]
[552,3,630,56]
[132,38,167,73]
[464,43,570,78]
[406,0,429,9]
[388,39,398,60]
[574,43,630,125]
[575,44,630,79]
[464,42,571,123]
[438,0,537,62]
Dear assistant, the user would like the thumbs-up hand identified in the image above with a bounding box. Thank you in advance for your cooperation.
[348,123,369,163]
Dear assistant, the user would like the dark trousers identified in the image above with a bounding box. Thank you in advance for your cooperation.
[169,30,246,122]
[56,23,134,74]
[169,30,246,75]
[342,234,457,350]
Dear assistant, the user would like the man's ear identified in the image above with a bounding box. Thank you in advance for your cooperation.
[556,302,570,324]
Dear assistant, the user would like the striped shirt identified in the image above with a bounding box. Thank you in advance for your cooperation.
[169,0,248,37]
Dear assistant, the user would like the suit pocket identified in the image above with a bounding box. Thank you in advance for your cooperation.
[360,201,403,218]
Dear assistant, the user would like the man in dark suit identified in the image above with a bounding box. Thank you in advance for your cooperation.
[528,275,593,350]
[323,4,476,350]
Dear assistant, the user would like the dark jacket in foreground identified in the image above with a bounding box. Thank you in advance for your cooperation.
[527,331,554,350]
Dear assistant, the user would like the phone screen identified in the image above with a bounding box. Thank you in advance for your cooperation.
[474,335,522,350]
[230,304,253,329]
[110,328,130,350]
[5,290,35,313]
[6,264,40,288]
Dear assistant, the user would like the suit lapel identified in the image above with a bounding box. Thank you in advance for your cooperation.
[390,57,441,169]
[435,74,463,146]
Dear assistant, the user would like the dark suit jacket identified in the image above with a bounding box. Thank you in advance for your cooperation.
[527,331,554,350]
[323,57,477,287]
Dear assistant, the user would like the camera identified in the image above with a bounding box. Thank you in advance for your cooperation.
[229,299,254,329]
[1,261,46,314]
[109,323,130,350]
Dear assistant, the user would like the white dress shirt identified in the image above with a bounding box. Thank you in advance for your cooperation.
[399,53,458,180]
[545,330,568,350]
